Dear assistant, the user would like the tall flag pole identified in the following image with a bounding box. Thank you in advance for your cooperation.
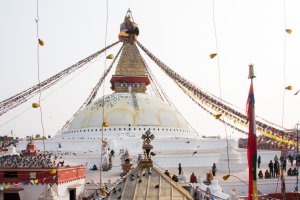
[246,64,258,200]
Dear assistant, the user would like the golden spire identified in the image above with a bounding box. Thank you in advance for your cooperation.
[110,43,150,93]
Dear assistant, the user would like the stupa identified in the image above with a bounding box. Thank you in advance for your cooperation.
[17,13,237,169]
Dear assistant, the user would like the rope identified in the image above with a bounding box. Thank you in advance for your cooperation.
[100,0,109,189]
[35,0,46,154]
[0,41,119,116]
[140,54,165,101]
[279,1,288,198]
[58,44,123,133]
[0,65,90,130]
[136,41,294,147]
[35,0,48,197]
[212,0,230,175]
[141,53,200,136]
[281,0,287,135]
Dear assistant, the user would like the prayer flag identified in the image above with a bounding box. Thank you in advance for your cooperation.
[246,81,258,200]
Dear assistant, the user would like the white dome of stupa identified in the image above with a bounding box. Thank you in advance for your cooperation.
[68,93,189,130]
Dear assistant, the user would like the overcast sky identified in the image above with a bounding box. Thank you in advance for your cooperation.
[0,0,300,138]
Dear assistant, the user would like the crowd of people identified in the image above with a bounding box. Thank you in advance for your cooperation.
[163,162,217,184]
[257,153,299,179]
[162,154,299,184]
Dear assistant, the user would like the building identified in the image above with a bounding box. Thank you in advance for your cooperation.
[0,141,85,200]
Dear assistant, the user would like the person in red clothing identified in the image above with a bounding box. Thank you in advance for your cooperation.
[190,172,198,183]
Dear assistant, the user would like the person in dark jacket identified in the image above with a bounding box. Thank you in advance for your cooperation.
[172,174,179,182]
[274,160,279,178]
[258,170,263,179]
[287,168,292,176]
[178,163,182,175]
[264,170,271,178]
[258,155,261,169]
[268,160,274,178]
[292,167,298,176]
[110,149,115,157]
[212,163,217,176]
[289,154,294,167]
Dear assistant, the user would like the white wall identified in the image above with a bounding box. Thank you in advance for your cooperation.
[0,178,85,200]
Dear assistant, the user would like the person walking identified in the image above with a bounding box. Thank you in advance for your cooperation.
[274,155,279,162]
[258,155,261,169]
[268,160,274,178]
[212,163,217,176]
[178,163,182,175]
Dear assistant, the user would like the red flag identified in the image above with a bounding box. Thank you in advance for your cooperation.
[246,82,258,200]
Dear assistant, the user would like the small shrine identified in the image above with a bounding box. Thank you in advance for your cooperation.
[138,129,155,168]
[22,139,41,156]
[120,149,133,175]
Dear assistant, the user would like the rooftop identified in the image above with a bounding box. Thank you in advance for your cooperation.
[0,153,72,169]
[107,166,193,200]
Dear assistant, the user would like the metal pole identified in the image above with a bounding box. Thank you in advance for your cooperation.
[297,123,299,194]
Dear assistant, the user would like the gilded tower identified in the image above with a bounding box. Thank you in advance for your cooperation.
[110,43,150,93]
[110,10,150,93]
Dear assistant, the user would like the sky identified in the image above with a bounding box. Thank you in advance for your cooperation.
[0,0,300,139]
